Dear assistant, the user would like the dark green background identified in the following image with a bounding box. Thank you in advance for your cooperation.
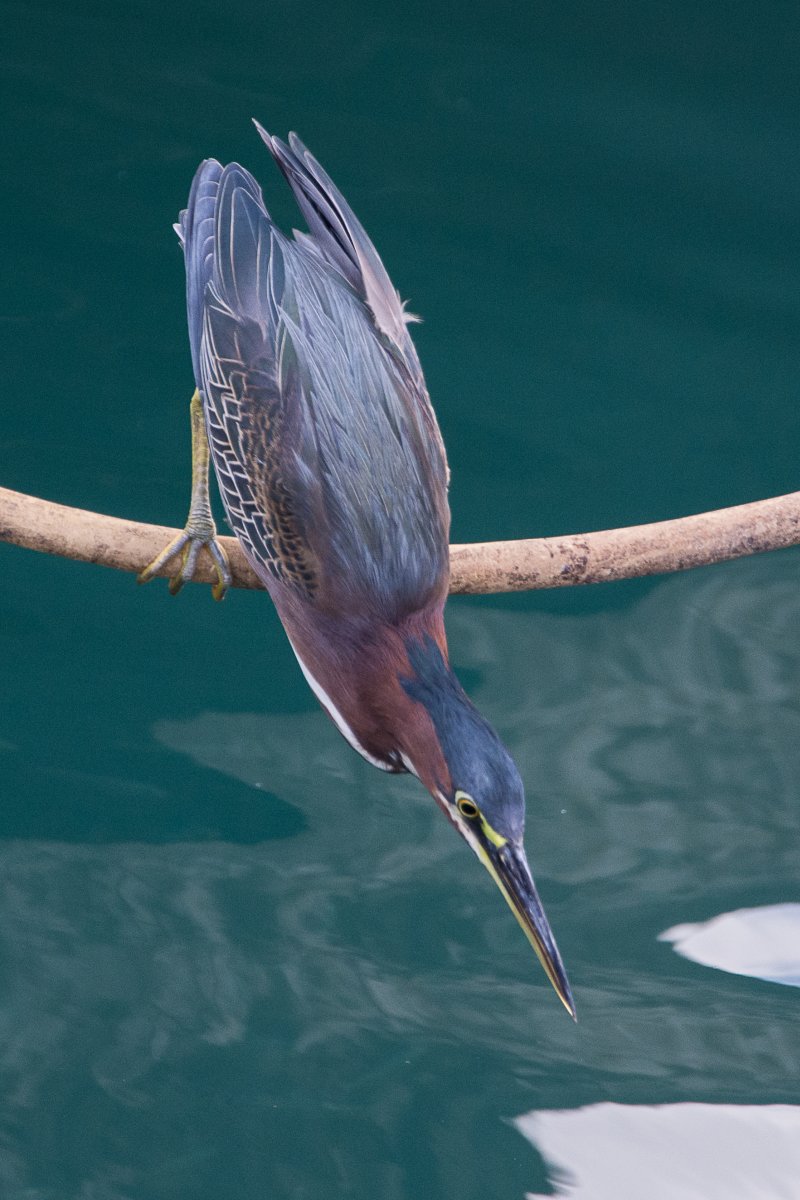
[1,2,799,1196]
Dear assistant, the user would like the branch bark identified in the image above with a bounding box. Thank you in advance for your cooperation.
[1,484,799,595]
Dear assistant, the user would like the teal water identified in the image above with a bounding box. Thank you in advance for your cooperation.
[2,3,800,1197]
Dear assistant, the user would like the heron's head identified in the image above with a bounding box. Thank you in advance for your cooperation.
[399,635,575,1019]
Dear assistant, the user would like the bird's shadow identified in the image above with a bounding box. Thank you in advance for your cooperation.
[0,738,305,845]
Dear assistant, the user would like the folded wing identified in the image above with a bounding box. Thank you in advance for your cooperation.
[179,134,450,624]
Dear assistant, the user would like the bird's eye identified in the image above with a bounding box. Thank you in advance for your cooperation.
[456,792,479,819]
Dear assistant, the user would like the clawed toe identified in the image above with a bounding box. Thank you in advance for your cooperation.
[138,527,231,601]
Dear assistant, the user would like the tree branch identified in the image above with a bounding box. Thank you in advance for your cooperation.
[1,484,799,595]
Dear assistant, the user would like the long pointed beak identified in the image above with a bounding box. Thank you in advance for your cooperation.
[482,840,576,1020]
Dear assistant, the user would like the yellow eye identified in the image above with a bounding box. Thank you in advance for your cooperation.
[456,792,479,819]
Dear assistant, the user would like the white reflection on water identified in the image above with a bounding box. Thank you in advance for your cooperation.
[661,904,800,987]
[515,1102,800,1200]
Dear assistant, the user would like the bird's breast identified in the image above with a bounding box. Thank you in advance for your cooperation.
[273,593,450,786]
[287,635,402,773]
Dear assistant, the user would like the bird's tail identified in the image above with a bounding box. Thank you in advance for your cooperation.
[178,157,283,386]
[176,159,223,388]
[209,162,283,328]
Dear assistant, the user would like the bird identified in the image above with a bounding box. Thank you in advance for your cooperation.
[139,122,575,1019]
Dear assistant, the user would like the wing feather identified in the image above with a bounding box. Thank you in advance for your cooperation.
[253,124,424,382]
[179,131,450,622]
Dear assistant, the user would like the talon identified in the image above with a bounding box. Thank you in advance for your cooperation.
[208,541,232,601]
[138,527,231,601]
[137,531,191,587]
[167,567,186,596]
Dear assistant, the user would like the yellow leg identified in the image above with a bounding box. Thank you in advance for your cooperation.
[138,390,231,601]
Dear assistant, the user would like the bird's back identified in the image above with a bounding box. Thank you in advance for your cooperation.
[178,131,450,626]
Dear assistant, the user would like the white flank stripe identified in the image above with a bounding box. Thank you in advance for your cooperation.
[400,752,419,779]
[288,641,394,772]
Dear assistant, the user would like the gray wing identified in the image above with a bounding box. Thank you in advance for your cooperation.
[178,161,317,597]
[180,141,450,624]
[255,125,425,387]
[259,128,449,493]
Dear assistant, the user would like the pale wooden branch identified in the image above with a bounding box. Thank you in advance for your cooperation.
[1,484,799,595]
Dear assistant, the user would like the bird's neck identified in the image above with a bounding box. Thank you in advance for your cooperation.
[275,597,456,792]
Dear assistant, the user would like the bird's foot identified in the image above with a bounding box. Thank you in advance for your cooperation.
[138,515,232,601]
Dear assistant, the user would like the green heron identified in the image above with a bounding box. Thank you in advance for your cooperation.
[140,124,575,1018]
